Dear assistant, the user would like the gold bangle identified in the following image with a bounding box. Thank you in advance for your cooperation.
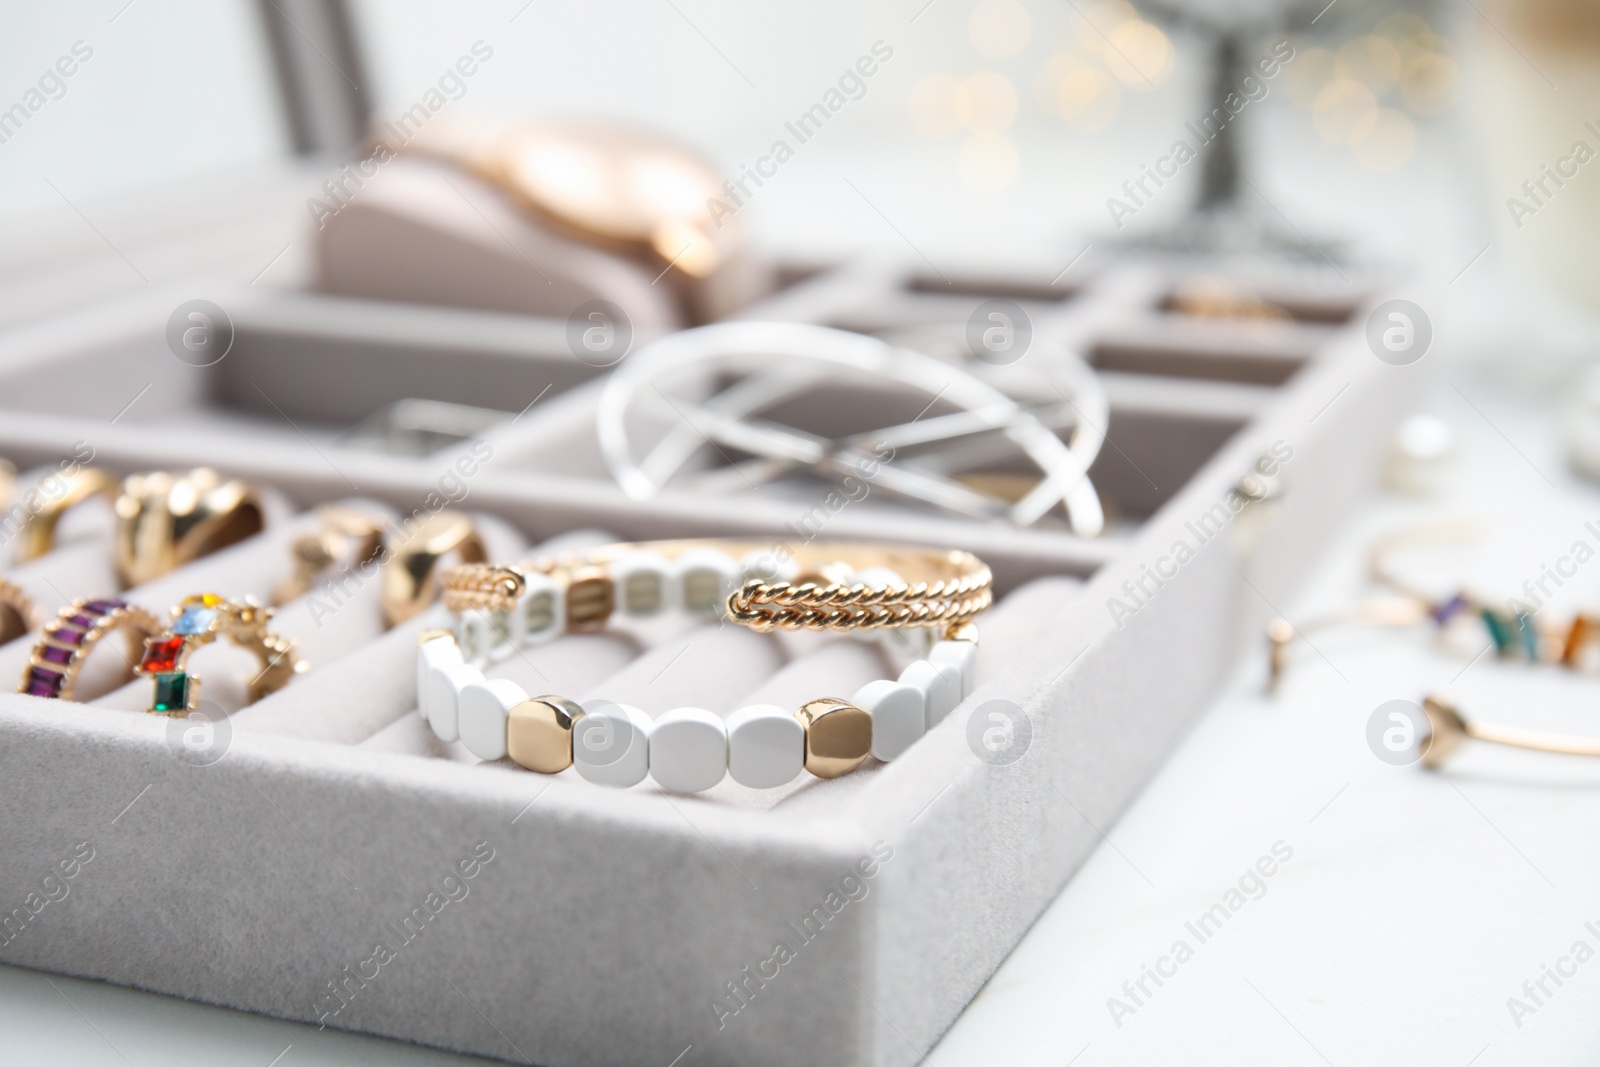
[1269,521,1597,687]
[1267,596,1564,688]
[134,594,302,715]
[10,466,117,564]
[442,539,993,638]
[1420,694,1600,768]
[380,510,488,627]
[1265,597,1430,689]
[1364,522,1553,657]
[1366,520,1479,603]
[20,597,162,701]
[273,505,387,605]
[114,469,265,588]
[0,577,39,645]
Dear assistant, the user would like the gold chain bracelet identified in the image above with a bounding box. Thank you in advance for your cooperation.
[442,540,992,640]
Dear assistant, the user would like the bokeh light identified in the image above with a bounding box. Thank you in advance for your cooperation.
[1036,53,1120,132]
[1282,46,1336,108]
[958,133,1019,191]
[1350,107,1416,171]
[1285,16,1456,129]
[1103,20,1172,89]
[910,71,1019,141]
[969,0,1032,61]
[1335,35,1402,97]
[910,75,967,138]
[963,71,1019,134]
[1374,13,1433,47]
[1400,50,1458,116]
[1313,79,1379,144]
[1070,0,1137,51]
[919,2,1451,184]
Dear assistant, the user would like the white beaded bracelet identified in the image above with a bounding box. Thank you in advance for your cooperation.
[417,539,991,793]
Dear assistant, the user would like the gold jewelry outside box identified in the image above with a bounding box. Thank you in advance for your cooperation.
[1267,521,1600,688]
[1421,693,1600,768]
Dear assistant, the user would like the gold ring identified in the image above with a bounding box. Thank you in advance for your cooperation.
[0,577,40,645]
[20,596,162,701]
[10,466,117,564]
[273,505,387,605]
[114,469,265,588]
[135,594,302,715]
[380,510,487,627]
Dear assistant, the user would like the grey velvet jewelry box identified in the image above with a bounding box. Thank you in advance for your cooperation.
[0,259,1424,1066]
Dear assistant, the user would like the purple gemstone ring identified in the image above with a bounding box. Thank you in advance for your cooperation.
[20,597,163,702]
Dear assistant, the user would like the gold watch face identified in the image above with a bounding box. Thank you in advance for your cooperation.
[500,125,724,277]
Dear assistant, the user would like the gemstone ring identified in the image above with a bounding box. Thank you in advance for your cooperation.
[20,596,162,702]
[135,594,303,716]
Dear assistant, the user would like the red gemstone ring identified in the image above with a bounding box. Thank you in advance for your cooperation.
[20,597,163,702]
[134,594,303,716]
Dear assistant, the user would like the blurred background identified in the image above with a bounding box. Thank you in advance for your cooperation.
[3,0,1597,381]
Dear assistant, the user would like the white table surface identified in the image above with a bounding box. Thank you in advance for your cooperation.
[7,374,1600,1065]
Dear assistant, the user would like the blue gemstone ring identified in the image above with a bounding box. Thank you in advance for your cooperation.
[134,594,304,716]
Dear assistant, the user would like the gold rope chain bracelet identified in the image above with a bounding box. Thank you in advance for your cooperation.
[439,539,992,639]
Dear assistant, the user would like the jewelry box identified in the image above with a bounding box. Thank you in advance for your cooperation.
[0,258,1424,1066]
